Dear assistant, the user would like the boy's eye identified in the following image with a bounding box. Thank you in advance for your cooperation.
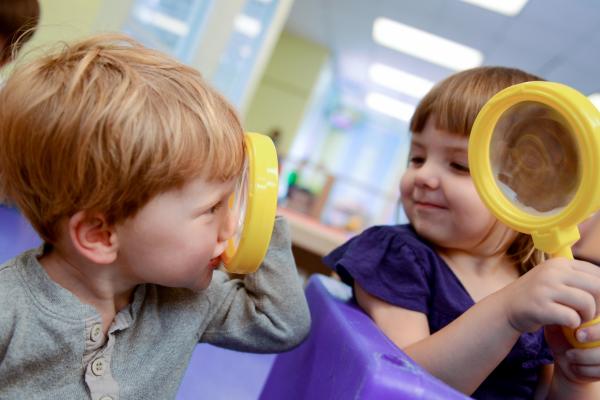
[450,162,470,173]
[203,201,224,215]
[209,202,222,214]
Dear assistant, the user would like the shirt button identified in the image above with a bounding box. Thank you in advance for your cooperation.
[90,323,103,342]
[99,396,113,400]
[91,357,106,376]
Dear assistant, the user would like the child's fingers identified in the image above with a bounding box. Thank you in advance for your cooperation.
[570,364,600,380]
[572,261,600,280]
[564,271,600,321]
[551,287,596,325]
[570,367,600,382]
[575,323,600,343]
[565,268,600,292]
[567,347,600,362]
[564,275,600,309]
[564,348,600,380]
[544,302,583,329]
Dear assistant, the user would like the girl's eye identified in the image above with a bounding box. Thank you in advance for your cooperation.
[409,156,425,166]
[450,162,470,173]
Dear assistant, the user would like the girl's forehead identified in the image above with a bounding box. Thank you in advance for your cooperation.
[411,128,469,151]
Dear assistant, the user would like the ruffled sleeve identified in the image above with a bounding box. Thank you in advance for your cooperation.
[323,225,431,314]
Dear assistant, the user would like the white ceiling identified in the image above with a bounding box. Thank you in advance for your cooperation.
[284,0,600,108]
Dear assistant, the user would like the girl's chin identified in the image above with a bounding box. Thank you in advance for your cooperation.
[412,222,451,242]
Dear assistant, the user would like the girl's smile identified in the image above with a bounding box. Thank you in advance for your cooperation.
[400,116,514,253]
[413,199,448,210]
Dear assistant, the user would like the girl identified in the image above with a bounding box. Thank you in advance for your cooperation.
[324,67,600,399]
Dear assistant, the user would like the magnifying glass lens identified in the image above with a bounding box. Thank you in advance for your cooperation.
[490,101,580,215]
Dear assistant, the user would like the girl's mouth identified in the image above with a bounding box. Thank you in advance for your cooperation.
[414,201,447,209]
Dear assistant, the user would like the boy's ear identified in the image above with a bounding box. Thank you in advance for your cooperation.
[68,211,118,264]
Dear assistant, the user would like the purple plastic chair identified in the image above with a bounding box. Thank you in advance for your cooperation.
[0,206,42,262]
[259,274,470,400]
[177,344,275,400]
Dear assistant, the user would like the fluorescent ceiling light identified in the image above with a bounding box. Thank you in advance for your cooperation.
[368,63,434,99]
[589,93,600,111]
[460,0,529,16]
[366,92,415,121]
[134,6,189,36]
[372,17,483,71]
[234,14,262,38]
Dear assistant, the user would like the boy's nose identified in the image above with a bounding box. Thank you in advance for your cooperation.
[220,209,237,242]
[212,209,238,259]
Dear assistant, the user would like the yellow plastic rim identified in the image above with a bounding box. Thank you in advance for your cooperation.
[469,81,600,255]
[469,81,600,348]
[221,132,279,274]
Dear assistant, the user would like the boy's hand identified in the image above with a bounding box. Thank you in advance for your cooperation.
[499,258,600,334]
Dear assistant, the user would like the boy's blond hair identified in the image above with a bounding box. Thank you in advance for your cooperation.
[0,34,245,243]
[409,66,545,273]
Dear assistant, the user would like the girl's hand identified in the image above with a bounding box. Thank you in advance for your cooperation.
[546,325,600,383]
[498,258,600,334]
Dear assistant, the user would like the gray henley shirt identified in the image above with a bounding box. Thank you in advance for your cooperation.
[0,217,310,399]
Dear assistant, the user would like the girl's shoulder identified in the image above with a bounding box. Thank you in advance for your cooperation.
[355,223,422,243]
[323,224,447,312]
[323,224,438,271]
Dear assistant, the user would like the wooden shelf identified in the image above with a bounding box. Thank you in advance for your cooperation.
[278,207,350,257]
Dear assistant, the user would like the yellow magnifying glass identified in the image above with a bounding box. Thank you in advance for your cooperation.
[221,132,279,274]
[469,81,600,348]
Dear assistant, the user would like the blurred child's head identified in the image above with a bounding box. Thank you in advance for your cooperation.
[0,34,245,248]
[403,66,544,271]
[0,0,40,66]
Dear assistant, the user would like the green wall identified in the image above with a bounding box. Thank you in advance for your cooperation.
[22,0,102,53]
[18,0,131,55]
[244,31,329,156]
[0,0,97,78]
[9,2,329,161]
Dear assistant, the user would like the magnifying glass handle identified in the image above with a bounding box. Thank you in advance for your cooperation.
[554,246,600,348]
[562,320,600,349]
[552,246,573,259]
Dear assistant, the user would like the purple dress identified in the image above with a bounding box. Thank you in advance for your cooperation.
[323,224,553,400]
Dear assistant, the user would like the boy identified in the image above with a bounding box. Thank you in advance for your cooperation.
[0,34,310,399]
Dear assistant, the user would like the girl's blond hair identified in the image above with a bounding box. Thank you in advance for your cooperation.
[409,66,545,272]
[0,34,245,243]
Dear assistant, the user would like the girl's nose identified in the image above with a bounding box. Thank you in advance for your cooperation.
[414,162,440,189]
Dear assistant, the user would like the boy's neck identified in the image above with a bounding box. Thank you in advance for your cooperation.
[38,246,135,330]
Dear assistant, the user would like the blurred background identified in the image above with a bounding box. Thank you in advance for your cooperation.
[6,0,600,272]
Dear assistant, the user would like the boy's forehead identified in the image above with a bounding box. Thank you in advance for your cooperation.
[182,176,238,196]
